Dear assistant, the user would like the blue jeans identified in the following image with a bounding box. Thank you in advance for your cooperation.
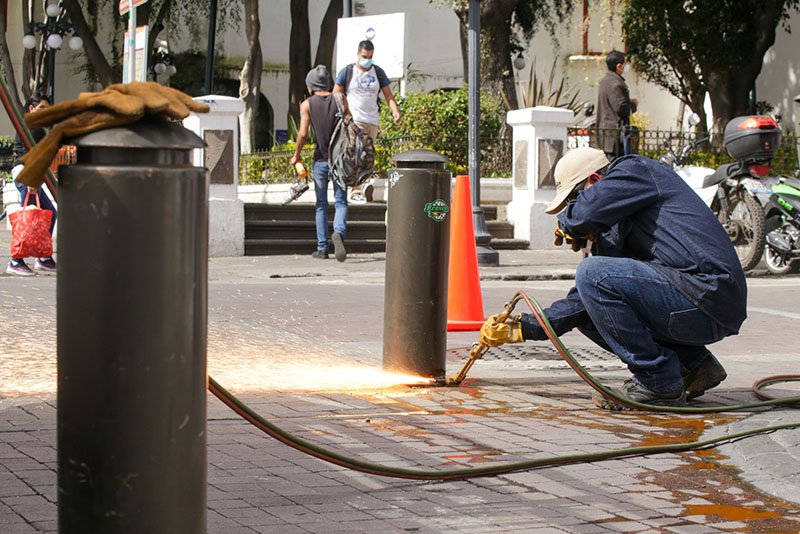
[575,256,726,393]
[313,160,347,252]
[14,180,57,235]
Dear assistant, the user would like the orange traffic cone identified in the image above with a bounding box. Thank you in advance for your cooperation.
[447,175,485,331]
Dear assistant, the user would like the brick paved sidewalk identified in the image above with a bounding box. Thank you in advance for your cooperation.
[2,225,799,533]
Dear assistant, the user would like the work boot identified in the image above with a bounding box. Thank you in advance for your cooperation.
[311,250,329,259]
[593,379,686,410]
[683,353,727,400]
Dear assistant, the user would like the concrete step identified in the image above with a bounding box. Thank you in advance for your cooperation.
[242,203,522,256]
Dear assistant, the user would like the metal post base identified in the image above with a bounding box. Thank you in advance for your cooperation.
[473,206,499,266]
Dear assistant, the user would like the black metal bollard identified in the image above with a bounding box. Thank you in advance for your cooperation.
[57,120,208,533]
[382,149,451,380]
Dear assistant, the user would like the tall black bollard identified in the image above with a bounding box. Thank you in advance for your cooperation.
[383,149,451,380]
[57,120,208,533]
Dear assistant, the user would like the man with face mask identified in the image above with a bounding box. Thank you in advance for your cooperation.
[596,50,638,161]
[333,39,400,203]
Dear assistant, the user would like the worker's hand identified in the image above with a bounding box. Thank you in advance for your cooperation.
[554,222,592,252]
[392,109,401,122]
[479,314,524,348]
[18,82,209,189]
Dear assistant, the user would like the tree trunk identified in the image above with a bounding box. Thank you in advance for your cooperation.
[704,1,782,133]
[451,0,518,110]
[22,0,36,99]
[62,0,116,86]
[288,0,311,126]
[239,0,262,154]
[0,0,23,110]
[482,0,518,110]
[313,0,342,72]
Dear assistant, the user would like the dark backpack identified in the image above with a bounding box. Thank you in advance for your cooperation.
[328,92,375,189]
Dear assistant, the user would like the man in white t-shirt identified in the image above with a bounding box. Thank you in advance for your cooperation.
[333,39,400,202]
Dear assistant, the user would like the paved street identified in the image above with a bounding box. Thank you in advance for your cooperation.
[1,229,800,533]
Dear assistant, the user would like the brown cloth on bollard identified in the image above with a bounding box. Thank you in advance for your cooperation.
[17,82,210,188]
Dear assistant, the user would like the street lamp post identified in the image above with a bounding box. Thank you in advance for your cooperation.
[22,2,83,102]
[468,0,499,266]
[151,41,177,83]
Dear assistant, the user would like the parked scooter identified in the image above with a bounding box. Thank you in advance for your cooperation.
[763,177,800,274]
[658,113,780,271]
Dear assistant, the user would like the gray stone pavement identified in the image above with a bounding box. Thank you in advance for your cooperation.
[1,226,800,533]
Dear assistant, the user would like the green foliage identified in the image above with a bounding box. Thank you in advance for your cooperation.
[377,88,505,175]
[622,0,800,124]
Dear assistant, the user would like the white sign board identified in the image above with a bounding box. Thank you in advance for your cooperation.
[335,13,405,80]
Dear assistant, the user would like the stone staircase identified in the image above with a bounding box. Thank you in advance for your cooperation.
[244,203,528,256]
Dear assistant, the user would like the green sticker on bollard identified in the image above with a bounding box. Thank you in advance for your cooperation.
[424,199,449,222]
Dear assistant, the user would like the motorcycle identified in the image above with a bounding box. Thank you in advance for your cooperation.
[658,113,779,271]
[763,176,800,274]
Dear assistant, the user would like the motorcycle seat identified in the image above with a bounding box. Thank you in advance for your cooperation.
[702,163,741,188]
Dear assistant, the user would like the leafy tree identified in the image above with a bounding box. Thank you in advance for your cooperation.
[622,0,800,133]
[434,0,573,110]
[61,0,239,89]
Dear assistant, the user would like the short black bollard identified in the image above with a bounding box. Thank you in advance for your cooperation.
[382,149,451,380]
[57,120,208,533]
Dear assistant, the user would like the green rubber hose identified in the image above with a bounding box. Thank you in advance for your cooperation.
[207,290,800,480]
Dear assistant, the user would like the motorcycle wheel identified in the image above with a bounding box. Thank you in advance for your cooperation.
[764,229,800,275]
[713,189,766,272]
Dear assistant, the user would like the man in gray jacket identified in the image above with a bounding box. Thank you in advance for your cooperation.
[596,50,638,161]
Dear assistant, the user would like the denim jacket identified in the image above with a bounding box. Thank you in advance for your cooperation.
[521,155,747,340]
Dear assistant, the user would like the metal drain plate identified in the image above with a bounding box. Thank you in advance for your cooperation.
[446,342,626,371]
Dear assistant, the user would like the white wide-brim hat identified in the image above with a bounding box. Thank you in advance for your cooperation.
[545,147,609,214]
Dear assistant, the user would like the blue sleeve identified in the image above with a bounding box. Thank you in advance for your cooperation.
[520,287,591,340]
[557,156,660,238]
[335,66,348,87]
[375,65,391,88]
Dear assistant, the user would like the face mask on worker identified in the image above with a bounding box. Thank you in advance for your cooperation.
[623,62,631,75]
[358,57,373,69]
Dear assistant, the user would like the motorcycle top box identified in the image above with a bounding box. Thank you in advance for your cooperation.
[724,116,781,162]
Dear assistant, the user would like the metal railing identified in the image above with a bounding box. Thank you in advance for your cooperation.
[568,126,798,176]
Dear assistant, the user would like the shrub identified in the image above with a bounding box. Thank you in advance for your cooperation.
[378,87,505,175]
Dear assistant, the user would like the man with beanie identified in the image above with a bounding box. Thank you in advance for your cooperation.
[291,65,348,261]
[479,149,745,409]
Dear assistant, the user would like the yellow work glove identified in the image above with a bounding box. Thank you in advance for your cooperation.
[553,222,590,252]
[17,82,209,189]
[479,314,524,348]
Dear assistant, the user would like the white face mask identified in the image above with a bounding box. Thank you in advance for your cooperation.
[623,63,631,75]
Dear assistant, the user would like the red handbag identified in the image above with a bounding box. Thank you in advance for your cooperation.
[9,190,54,259]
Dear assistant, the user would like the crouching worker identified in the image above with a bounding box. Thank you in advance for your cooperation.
[481,147,746,409]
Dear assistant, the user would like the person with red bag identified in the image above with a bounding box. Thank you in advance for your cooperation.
[7,92,57,277]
